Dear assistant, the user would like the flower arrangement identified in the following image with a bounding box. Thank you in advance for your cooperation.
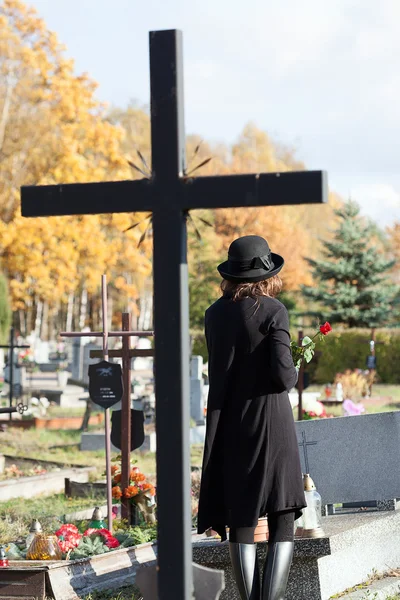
[291,322,332,368]
[302,408,333,420]
[334,369,376,400]
[111,460,157,524]
[83,528,120,549]
[18,348,34,364]
[54,523,120,558]
[4,464,47,478]
[55,524,82,554]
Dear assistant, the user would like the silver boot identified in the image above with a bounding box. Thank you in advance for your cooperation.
[262,541,294,600]
[229,542,260,600]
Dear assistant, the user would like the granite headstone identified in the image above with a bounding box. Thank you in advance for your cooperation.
[295,412,400,507]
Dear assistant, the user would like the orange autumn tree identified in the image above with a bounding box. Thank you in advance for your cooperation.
[0,3,339,338]
[215,124,337,292]
[0,0,151,336]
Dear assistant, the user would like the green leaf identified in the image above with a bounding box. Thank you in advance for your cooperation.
[304,348,315,363]
[301,336,313,346]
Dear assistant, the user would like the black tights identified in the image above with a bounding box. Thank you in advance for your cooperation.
[229,511,295,544]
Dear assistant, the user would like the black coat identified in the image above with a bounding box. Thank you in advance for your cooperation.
[197,295,306,540]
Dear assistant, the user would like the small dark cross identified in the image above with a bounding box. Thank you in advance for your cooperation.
[298,430,318,474]
[20,30,327,600]
[0,326,30,420]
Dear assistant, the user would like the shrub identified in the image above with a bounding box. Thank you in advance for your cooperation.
[300,328,400,384]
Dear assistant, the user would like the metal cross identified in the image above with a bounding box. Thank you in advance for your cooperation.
[60,275,153,530]
[298,430,318,474]
[20,29,328,600]
[0,327,30,420]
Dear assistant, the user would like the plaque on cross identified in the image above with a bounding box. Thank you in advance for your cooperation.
[20,29,328,600]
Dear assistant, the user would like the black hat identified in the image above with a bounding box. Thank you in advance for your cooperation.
[217,235,284,283]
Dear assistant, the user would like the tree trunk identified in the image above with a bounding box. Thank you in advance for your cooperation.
[41,301,49,341]
[66,293,74,332]
[34,300,43,339]
[79,287,88,330]
[80,399,93,432]
[26,302,33,337]
[18,310,26,338]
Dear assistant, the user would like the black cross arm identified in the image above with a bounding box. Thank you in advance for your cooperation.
[21,179,154,217]
[182,170,328,209]
[0,345,29,349]
[21,170,327,217]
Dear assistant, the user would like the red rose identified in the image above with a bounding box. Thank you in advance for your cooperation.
[320,322,332,335]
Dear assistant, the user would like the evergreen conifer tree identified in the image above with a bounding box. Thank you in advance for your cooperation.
[302,201,397,327]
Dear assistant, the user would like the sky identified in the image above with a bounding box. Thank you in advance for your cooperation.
[28,0,400,227]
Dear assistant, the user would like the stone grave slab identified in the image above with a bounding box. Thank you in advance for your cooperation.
[193,509,400,600]
[0,464,94,502]
[294,412,400,506]
[136,562,225,600]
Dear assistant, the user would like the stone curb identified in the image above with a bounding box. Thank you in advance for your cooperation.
[336,576,400,599]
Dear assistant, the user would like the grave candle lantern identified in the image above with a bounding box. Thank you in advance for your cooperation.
[298,473,325,538]
[0,545,9,567]
[89,507,107,529]
[26,519,43,550]
[26,534,62,561]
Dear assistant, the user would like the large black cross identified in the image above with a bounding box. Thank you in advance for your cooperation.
[21,30,327,600]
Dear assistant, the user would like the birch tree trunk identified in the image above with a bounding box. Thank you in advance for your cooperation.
[34,300,43,339]
[79,287,88,330]
[66,293,74,332]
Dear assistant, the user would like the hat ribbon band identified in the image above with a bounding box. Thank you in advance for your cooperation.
[227,253,274,272]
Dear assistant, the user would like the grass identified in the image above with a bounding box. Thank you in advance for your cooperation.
[0,428,204,475]
[0,427,204,545]
[307,383,400,402]
[82,589,141,600]
[0,492,107,544]
[46,405,87,418]
[329,567,400,599]
[301,383,400,418]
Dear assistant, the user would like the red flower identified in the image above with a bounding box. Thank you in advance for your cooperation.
[320,322,332,335]
[83,528,99,537]
[55,524,82,553]
[56,523,79,537]
[84,527,120,549]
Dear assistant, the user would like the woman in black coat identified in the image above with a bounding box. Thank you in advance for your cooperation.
[197,235,306,600]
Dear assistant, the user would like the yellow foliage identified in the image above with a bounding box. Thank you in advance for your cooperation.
[0,0,151,318]
[0,0,341,333]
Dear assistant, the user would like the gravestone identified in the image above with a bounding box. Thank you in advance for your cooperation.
[72,337,84,381]
[190,356,204,425]
[82,342,100,386]
[4,361,21,385]
[133,337,153,372]
[34,339,50,364]
[294,412,400,508]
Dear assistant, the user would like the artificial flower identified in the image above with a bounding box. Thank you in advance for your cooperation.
[112,485,122,499]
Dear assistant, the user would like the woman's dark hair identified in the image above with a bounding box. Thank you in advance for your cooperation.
[221,275,283,301]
